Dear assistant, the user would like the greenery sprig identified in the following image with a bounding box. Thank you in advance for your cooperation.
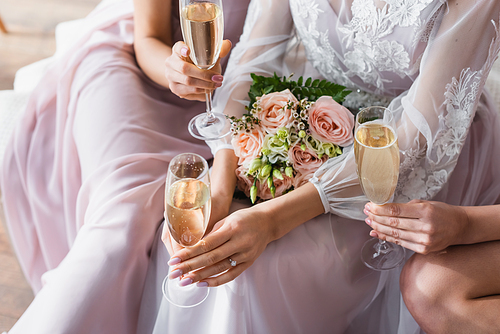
[247,73,351,110]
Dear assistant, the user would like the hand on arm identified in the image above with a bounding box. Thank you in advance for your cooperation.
[168,182,324,287]
[364,200,500,254]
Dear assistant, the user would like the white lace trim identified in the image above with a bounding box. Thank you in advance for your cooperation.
[396,17,500,202]
[291,0,436,94]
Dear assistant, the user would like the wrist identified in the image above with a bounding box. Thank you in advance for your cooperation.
[454,205,471,245]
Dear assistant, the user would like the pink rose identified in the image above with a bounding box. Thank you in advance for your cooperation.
[235,166,253,197]
[231,126,264,167]
[255,89,297,134]
[308,96,354,146]
[257,175,293,200]
[288,144,328,175]
[292,170,314,189]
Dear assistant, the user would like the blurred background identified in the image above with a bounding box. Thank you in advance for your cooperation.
[0,0,100,331]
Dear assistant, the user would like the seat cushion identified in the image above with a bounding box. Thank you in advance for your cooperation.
[0,90,30,166]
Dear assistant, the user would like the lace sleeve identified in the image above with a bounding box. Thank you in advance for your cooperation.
[206,0,293,155]
[311,1,500,219]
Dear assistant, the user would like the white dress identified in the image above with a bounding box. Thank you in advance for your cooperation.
[145,0,500,333]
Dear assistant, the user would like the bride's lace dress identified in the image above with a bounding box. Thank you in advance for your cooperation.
[146,0,500,333]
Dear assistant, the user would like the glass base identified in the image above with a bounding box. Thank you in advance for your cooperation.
[188,112,230,141]
[361,238,406,271]
[162,276,209,308]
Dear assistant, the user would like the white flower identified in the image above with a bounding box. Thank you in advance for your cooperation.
[344,49,370,73]
[426,169,448,197]
[402,167,428,199]
[387,0,432,27]
[374,40,410,75]
[262,134,289,164]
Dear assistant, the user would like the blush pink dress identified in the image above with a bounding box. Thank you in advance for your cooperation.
[0,0,249,333]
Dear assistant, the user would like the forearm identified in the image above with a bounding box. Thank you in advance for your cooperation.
[459,205,500,245]
[133,0,172,89]
[257,182,325,241]
[210,149,238,216]
[134,38,173,88]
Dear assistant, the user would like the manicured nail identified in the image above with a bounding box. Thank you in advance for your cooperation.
[370,231,378,238]
[363,208,369,216]
[169,269,182,279]
[215,82,222,88]
[212,75,223,83]
[179,277,193,287]
[168,257,181,266]
[365,203,371,211]
[365,218,372,226]
[196,281,209,287]
[181,47,188,57]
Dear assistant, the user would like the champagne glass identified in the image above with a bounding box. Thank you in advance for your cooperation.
[354,106,406,270]
[180,0,229,140]
[162,153,211,307]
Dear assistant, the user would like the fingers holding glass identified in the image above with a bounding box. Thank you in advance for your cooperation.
[354,106,405,270]
[179,0,230,140]
[162,153,212,308]
[165,42,223,101]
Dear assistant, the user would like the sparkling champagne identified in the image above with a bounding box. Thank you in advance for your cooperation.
[180,2,223,70]
[355,122,399,204]
[165,178,211,247]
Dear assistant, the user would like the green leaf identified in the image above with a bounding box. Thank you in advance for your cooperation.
[246,72,352,110]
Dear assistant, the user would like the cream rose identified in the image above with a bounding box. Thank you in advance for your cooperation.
[231,126,265,167]
[308,96,354,146]
[255,89,297,134]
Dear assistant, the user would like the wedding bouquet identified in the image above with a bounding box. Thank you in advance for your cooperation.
[229,73,354,204]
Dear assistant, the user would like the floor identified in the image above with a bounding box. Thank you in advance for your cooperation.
[0,0,100,331]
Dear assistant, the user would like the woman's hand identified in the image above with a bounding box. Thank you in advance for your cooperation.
[167,205,275,287]
[364,199,469,254]
[165,40,232,101]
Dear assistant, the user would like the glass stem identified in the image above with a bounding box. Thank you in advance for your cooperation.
[373,239,389,258]
[205,90,216,123]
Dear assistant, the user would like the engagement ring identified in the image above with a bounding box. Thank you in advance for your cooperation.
[229,258,237,267]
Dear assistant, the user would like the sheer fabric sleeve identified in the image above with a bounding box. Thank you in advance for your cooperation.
[311,1,500,220]
[206,0,294,155]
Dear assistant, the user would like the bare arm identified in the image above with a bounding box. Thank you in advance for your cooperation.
[133,0,228,100]
[133,0,173,87]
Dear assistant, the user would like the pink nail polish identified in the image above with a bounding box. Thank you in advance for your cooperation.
[366,218,372,226]
[370,231,378,238]
[181,47,188,57]
[212,75,223,83]
[196,281,209,288]
[365,203,371,211]
[179,277,193,287]
[169,269,182,279]
[168,257,181,266]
